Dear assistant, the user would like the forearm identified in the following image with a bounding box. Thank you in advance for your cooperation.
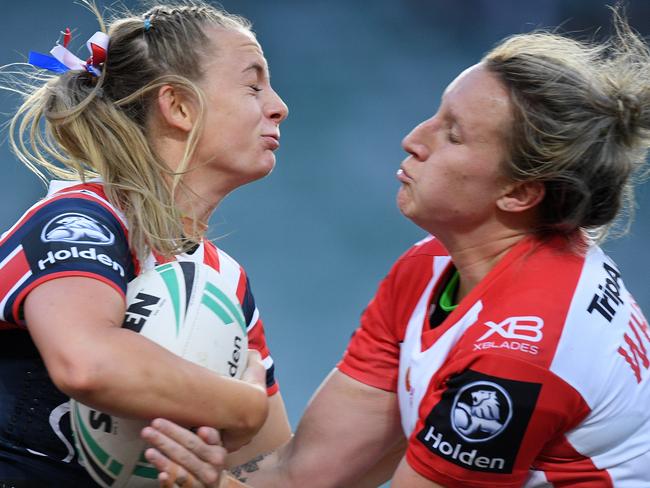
[342,436,406,488]
[237,370,403,488]
[26,276,268,439]
[139,372,403,487]
[226,393,291,468]
[232,447,288,487]
[55,326,267,433]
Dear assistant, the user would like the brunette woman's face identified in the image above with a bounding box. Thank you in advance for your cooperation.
[397,63,514,235]
[193,27,288,192]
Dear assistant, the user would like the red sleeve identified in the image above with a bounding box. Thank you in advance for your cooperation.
[248,316,278,396]
[405,354,589,487]
[236,267,278,396]
[338,264,401,392]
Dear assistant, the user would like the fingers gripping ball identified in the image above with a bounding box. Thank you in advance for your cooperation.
[70,261,248,488]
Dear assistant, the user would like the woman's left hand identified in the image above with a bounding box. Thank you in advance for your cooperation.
[142,418,228,487]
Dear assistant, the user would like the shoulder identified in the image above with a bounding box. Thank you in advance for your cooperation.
[0,181,135,323]
[460,240,645,390]
[1,181,128,250]
[451,238,590,369]
[43,180,127,227]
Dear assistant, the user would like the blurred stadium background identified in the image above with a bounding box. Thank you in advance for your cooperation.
[1,0,649,459]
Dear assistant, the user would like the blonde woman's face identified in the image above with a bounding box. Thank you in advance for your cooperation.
[193,27,288,191]
[397,63,513,235]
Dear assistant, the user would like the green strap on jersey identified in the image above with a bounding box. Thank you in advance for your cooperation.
[439,270,460,312]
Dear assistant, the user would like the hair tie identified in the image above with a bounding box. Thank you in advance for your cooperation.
[28,29,109,77]
[144,18,152,31]
[615,93,640,135]
[617,97,625,118]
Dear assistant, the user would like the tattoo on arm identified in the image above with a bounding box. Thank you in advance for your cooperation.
[230,454,267,482]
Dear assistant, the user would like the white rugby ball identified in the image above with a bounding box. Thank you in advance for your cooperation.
[70,261,248,487]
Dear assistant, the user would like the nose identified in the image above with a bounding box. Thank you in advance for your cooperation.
[401,117,434,161]
[266,88,289,124]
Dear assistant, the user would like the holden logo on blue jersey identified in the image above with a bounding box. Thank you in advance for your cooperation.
[451,381,513,442]
[40,213,115,245]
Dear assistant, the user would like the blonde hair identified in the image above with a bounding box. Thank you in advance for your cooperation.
[9,1,252,260]
[484,9,650,242]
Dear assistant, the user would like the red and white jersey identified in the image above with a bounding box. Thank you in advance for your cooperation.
[339,235,650,487]
[0,180,278,480]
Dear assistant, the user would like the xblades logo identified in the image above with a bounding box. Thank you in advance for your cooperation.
[41,212,115,245]
[477,316,544,342]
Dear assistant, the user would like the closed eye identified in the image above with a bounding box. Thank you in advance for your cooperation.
[448,130,462,144]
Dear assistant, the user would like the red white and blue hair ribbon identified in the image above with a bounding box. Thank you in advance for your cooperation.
[28,29,109,77]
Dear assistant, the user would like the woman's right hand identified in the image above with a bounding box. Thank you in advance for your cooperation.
[142,419,228,487]
[141,350,268,486]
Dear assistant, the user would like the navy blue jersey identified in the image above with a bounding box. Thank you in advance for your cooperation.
[0,183,134,484]
[0,181,278,484]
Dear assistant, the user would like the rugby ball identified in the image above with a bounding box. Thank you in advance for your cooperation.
[70,261,248,487]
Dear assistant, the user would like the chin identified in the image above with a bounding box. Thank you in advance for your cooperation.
[259,154,277,176]
[245,164,275,185]
[396,189,412,216]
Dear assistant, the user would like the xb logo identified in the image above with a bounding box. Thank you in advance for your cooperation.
[477,316,544,342]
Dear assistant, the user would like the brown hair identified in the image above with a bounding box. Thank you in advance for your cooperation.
[9,1,252,260]
[484,9,650,242]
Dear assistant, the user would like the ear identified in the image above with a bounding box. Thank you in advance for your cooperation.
[155,85,195,133]
[496,180,545,213]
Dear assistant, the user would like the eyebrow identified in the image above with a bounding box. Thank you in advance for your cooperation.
[242,62,269,78]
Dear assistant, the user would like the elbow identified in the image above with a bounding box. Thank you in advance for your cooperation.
[47,354,106,402]
[220,386,269,452]
[236,386,269,434]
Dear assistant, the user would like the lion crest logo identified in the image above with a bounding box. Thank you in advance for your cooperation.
[41,213,115,245]
[451,381,512,442]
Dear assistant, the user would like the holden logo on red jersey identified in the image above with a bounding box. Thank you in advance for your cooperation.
[451,381,513,443]
[477,316,544,343]
[41,213,115,245]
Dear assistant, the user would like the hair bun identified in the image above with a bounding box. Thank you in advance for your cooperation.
[615,92,641,138]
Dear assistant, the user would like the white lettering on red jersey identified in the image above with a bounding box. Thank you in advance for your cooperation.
[339,235,650,487]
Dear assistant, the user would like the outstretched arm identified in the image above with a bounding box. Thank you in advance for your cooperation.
[243,369,401,487]
[343,435,406,488]
[144,368,403,487]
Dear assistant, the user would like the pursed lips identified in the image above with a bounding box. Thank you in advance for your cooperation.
[397,166,413,183]
[262,133,280,150]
